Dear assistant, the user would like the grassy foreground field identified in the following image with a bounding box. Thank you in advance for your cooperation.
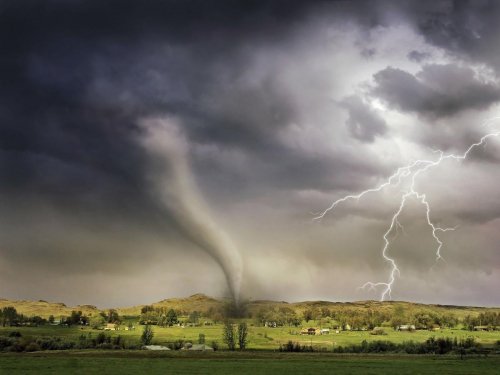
[1,351,499,375]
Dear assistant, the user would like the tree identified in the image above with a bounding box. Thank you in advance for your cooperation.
[223,321,236,350]
[303,309,313,323]
[2,307,18,327]
[414,312,434,330]
[237,322,248,350]
[390,305,407,329]
[107,309,120,323]
[198,333,206,344]
[141,325,154,345]
[188,311,200,325]
[166,309,178,326]
[141,305,154,314]
[48,315,55,324]
[68,311,83,326]
[90,315,106,329]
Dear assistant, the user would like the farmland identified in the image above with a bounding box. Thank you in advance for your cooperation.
[1,293,500,351]
[1,323,500,350]
[1,294,500,374]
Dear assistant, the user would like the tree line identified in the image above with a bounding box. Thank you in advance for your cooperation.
[0,307,46,327]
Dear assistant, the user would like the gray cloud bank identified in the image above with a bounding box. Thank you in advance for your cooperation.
[372,64,500,118]
[1,0,500,307]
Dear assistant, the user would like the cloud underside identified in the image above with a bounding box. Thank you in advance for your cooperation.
[1,0,500,306]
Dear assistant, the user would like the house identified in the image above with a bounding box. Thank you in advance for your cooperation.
[397,325,415,331]
[104,323,118,331]
[300,327,318,335]
[473,326,490,331]
[320,328,330,335]
[265,321,277,328]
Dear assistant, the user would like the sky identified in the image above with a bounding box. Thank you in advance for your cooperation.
[1,0,500,308]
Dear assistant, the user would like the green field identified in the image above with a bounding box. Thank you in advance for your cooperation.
[1,351,499,374]
[1,323,499,350]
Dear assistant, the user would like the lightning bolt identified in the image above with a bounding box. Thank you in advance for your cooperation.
[314,125,500,301]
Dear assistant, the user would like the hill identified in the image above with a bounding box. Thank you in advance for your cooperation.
[1,294,499,319]
[117,293,222,316]
[0,298,99,318]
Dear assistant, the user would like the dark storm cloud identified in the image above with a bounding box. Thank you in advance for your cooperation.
[0,0,318,212]
[1,0,387,297]
[1,0,500,306]
[371,64,500,118]
[340,95,388,142]
[0,0,394,211]
[414,0,500,72]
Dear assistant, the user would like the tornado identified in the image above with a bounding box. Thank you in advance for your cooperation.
[139,118,242,304]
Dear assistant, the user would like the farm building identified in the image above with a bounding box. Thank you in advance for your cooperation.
[104,323,118,331]
[300,327,318,335]
[397,325,415,331]
[473,326,494,331]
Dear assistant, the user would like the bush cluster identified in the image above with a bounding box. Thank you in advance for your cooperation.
[279,337,482,355]
[334,337,480,354]
[278,341,315,352]
[0,332,135,352]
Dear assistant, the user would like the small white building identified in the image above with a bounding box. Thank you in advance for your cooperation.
[397,325,416,331]
[104,323,118,331]
[143,345,170,351]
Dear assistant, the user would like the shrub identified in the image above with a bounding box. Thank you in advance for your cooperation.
[168,340,185,350]
[141,325,154,345]
[370,328,386,335]
[25,342,41,352]
[0,337,15,351]
[279,341,314,352]
[211,341,219,351]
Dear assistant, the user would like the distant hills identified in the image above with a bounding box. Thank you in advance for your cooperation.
[0,298,99,318]
[1,294,499,318]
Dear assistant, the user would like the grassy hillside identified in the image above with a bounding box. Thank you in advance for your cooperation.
[1,293,499,319]
[0,299,99,318]
[116,293,223,316]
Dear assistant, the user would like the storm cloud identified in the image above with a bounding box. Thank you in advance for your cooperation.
[1,0,500,307]
[340,95,388,142]
[371,64,500,118]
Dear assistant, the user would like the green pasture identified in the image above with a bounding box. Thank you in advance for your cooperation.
[1,322,500,350]
[1,351,499,374]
